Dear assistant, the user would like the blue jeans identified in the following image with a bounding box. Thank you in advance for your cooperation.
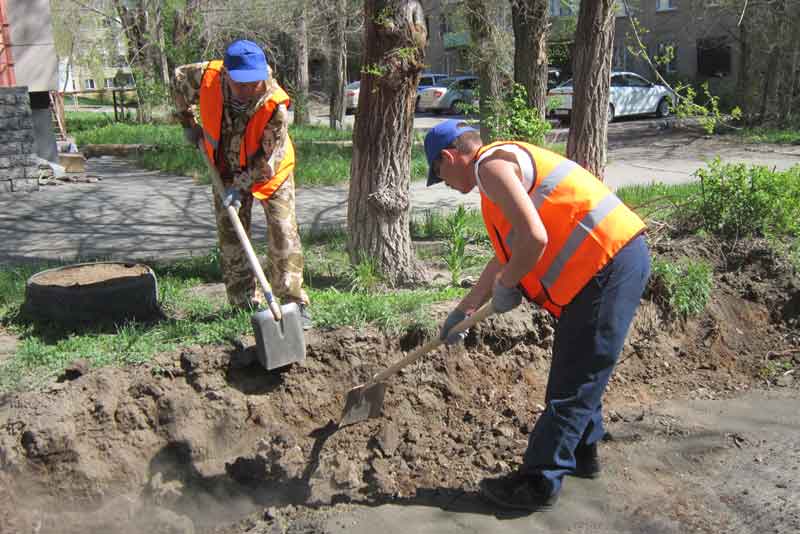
[521,235,651,495]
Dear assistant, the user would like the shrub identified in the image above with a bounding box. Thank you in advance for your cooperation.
[484,84,552,145]
[689,159,800,239]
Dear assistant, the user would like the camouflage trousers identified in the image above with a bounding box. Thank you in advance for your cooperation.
[212,173,309,309]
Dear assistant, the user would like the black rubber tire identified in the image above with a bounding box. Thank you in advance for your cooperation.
[24,262,160,324]
[449,100,464,115]
[608,103,615,123]
[656,97,670,118]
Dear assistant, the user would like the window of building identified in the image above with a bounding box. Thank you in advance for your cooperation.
[105,78,114,88]
[615,0,629,17]
[84,79,96,89]
[71,79,77,91]
[656,0,677,11]
[697,37,731,77]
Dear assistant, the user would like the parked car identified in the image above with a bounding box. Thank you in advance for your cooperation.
[344,81,360,114]
[547,71,674,122]
[415,72,450,111]
[417,75,479,114]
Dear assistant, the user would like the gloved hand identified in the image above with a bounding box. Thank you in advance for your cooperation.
[440,308,468,346]
[183,125,203,146]
[492,280,522,313]
[222,186,241,209]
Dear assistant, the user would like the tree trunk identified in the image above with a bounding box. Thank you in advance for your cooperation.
[510,0,549,117]
[736,19,752,123]
[347,0,427,286]
[294,3,311,126]
[154,3,170,87]
[328,0,347,129]
[566,0,615,180]
[466,0,504,141]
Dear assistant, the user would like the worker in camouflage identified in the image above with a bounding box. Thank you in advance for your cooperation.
[173,40,311,328]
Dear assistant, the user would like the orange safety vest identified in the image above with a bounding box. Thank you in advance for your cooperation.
[199,60,296,201]
[477,141,645,318]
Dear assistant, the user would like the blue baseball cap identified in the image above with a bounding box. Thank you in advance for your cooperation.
[224,40,270,83]
[424,119,479,186]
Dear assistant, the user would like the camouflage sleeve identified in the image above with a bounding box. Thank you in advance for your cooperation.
[173,62,209,127]
[248,103,290,184]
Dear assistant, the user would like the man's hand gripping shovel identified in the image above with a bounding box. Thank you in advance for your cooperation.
[197,141,305,370]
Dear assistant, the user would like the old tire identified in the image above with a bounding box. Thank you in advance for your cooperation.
[656,97,671,118]
[24,262,160,324]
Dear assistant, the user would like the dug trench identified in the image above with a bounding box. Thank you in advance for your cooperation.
[1,236,799,534]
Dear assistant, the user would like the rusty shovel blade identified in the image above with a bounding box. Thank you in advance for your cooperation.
[338,381,387,427]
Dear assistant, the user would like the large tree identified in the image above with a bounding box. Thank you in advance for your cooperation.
[347,0,427,285]
[465,0,505,141]
[566,0,615,179]
[510,0,550,117]
[292,2,311,125]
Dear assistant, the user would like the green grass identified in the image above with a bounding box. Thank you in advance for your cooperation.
[616,181,701,221]
[68,115,429,187]
[740,127,800,145]
[0,237,466,392]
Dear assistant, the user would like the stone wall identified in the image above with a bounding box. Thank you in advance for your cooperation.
[0,87,41,194]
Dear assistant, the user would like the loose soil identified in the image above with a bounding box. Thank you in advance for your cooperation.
[31,263,152,287]
[1,236,798,534]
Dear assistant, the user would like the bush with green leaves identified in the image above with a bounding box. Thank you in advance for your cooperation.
[649,258,713,320]
[689,159,800,239]
[485,84,553,145]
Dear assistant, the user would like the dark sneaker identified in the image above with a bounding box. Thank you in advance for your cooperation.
[299,304,312,330]
[479,471,558,512]
[573,442,601,479]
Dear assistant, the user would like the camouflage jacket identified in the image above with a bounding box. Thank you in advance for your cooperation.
[173,61,290,189]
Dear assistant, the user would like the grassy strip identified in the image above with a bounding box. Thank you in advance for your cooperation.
[0,241,465,392]
[69,116,430,187]
[740,127,800,145]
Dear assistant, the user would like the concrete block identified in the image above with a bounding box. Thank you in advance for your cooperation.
[0,143,21,157]
[11,178,40,193]
[0,180,12,194]
[58,153,87,173]
[0,118,19,130]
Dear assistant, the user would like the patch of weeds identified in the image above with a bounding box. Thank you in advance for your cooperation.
[616,181,701,223]
[758,358,795,382]
[741,127,800,146]
[348,255,383,293]
[308,286,464,333]
[648,258,713,320]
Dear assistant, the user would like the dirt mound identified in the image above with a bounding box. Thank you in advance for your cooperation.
[1,239,798,534]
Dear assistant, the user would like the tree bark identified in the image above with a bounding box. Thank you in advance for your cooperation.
[466,0,504,141]
[510,0,549,117]
[347,0,427,286]
[328,0,347,129]
[293,3,311,125]
[566,0,615,180]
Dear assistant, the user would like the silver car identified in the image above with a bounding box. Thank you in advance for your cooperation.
[548,71,675,122]
[417,75,479,115]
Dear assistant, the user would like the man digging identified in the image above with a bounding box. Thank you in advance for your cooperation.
[173,40,311,329]
[426,119,651,512]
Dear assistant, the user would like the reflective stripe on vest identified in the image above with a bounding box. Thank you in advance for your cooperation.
[478,141,645,316]
[199,60,295,201]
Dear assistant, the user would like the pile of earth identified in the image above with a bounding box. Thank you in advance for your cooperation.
[1,236,798,534]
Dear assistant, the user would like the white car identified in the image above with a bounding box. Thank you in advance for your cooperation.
[345,81,360,114]
[417,76,479,114]
[548,72,675,122]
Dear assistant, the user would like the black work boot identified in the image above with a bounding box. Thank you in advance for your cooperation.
[479,471,558,512]
[573,442,601,479]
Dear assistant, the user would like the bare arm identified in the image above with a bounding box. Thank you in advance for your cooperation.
[478,155,548,289]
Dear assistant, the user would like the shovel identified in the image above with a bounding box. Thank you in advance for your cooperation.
[198,143,305,370]
[339,301,495,427]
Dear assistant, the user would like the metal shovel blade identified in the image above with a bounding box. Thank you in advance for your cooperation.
[251,302,306,370]
[339,381,387,427]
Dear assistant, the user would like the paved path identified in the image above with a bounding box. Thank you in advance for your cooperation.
[1,131,798,265]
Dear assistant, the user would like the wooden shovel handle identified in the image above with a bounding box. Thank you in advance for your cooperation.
[199,143,282,321]
[369,301,495,385]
